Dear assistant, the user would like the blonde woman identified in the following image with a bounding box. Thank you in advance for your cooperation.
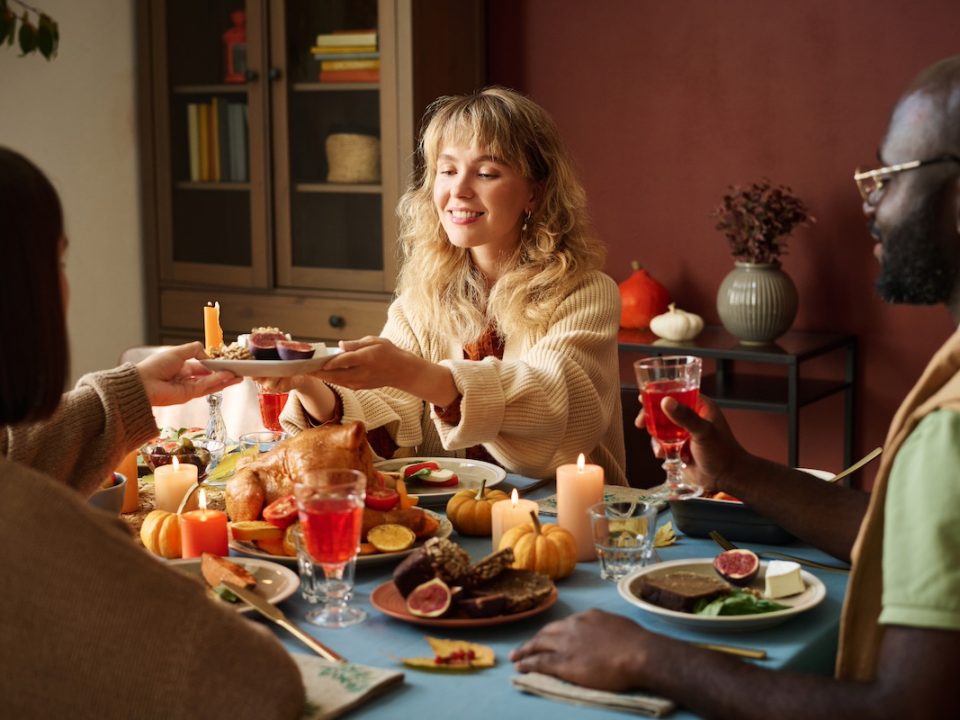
[271,87,626,484]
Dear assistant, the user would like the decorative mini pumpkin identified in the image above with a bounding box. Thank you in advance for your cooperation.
[498,511,577,580]
[140,509,182,558]
[649,303,704,341]
[619,260,672,329]
[445,479,510,537]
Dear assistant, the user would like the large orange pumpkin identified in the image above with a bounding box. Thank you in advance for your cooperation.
[619,260,672,329]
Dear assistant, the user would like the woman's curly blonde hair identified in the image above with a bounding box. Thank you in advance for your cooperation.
[395,86,605,343]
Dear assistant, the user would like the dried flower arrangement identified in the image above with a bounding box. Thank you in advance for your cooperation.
[713,181,814,265]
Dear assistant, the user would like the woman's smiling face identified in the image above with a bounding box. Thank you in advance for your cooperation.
[433,141,534,275]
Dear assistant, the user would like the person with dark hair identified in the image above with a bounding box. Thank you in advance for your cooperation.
[263,87,626,485]
[0,147,305,718]
[512,56,960,718]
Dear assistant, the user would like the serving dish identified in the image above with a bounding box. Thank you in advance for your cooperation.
[374,457,507,508]
[168,557,299,613]
[617,557,826,631]
[199,347,342,377]
[370,581,558,627]
[669,469,834,544]
[229,511,453,566]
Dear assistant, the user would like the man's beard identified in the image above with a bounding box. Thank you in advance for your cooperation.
[874,192,958,305]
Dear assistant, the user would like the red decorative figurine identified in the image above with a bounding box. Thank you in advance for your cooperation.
[223,10,247,83]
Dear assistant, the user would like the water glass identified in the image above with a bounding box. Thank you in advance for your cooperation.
[239,430,289,454]
[588,500,658,581]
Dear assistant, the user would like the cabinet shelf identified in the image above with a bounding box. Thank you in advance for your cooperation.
[172,84,248,95]
[294,182,381,194]
[175,181,251,191]
[291,82,379,92]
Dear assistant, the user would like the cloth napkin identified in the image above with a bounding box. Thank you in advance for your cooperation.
[512,673,675,717]
[293,654,404,720]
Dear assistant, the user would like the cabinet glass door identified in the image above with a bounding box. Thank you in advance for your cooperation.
[271,0,398,293]
[153,0,269,288]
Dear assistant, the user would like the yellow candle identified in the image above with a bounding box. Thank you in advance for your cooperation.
[180,489,229,558]
[490,489,539,551]
[556,453,605,562]
[203,301,223,350]
[154,457,199,513]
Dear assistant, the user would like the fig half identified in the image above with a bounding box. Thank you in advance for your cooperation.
[713,548,760,586]
[248,332,287,360]
[406,577,453,618]
[276,339,316,361]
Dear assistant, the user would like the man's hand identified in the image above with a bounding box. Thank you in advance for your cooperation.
[511,610,655,692]
[135,342,241,406]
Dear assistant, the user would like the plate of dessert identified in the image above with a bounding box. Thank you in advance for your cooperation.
[373,538,558,627]
[169,555,299,614]
[374,457,506,508]
[200,347,343,377]
[617,557,826,631]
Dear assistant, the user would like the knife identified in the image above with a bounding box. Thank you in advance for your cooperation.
[222,580,346,663]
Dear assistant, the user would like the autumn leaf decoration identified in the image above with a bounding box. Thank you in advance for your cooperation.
[0,0,59,60]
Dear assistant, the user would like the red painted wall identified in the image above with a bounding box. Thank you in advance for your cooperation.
[486,0,960,488]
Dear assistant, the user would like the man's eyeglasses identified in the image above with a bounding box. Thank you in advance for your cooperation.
[854,154,960,204]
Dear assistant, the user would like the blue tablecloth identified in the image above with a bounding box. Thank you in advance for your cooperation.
[258,476,849,718]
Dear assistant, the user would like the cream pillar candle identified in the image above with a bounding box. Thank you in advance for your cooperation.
[557,453,604,561]
[490,489,539,551]
[154,457,199,513]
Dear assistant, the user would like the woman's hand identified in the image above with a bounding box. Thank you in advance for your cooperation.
[636,394,749,494]
[511,610,654,692]
[136,342,241,406]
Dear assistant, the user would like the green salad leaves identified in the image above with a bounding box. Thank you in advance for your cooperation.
[694,590,787,616]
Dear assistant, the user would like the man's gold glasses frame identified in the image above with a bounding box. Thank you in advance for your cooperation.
[854,154,960,204]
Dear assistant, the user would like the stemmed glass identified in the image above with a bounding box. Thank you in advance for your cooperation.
[293,468,367,628]
[634,355,703,500]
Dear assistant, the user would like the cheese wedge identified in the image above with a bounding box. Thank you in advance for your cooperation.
[763,561,805,599]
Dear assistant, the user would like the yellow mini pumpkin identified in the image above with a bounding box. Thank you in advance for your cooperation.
[140,509,182,558]
[445,479,510,537]
[498,511,577,580]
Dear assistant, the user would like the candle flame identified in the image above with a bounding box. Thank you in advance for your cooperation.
[511,488,519,507]
[198,488,207,511]
[172,456,180,471]
[577,453,586,471]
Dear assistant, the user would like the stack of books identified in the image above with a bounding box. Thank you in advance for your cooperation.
[185,99,248,182]
[311,28,379,83]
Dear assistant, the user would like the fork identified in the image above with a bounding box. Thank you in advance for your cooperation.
[709,531,850,573]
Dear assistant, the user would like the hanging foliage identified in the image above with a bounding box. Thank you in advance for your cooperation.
[0,0,59,60]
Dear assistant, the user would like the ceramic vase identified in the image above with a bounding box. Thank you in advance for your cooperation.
[716,261,798,345]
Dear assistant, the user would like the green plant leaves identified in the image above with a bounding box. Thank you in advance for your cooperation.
[0,1,58,59]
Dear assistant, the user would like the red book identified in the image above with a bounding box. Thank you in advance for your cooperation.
[319,68,380,83]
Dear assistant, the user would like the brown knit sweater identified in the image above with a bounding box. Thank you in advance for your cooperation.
[0,366,305,718]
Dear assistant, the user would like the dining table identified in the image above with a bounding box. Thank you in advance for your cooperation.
[245,474,850,719]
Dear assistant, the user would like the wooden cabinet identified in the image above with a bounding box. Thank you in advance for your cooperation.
[137,0,484,344]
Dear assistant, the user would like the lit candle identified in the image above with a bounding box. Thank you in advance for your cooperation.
[154,457,199,513]
[491,488,539,551]
[203,301,223,350]
[556,453,605,562]
[179,489,229,558]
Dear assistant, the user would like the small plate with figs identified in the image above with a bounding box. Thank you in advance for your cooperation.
[371,538,558,627]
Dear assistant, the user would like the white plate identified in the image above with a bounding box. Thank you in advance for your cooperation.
[617,558,826,631]
[199,347,343,377]
[168,557,300,613]
[229,510,453,566]
[374,457,507,507]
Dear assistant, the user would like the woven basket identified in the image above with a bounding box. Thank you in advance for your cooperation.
[325,133,381,183]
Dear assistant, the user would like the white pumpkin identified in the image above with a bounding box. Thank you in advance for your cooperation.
[649,303,704,341]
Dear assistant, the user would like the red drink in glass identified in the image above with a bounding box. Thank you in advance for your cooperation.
[299,499,363,565]
[258,391,289,432]
[641,380,700,444]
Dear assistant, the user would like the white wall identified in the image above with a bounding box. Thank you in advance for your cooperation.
[0,0,143,383]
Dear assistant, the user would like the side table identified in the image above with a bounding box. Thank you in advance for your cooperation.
[619,326,857,468]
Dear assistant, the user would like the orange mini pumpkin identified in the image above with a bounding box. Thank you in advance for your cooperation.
[445,479,510,537]
[498,511,577,580]
[140,509,182,558]
[619,260,672,329]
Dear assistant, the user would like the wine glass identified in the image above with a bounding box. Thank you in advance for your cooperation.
[256,383,289,432]
[293,468,367,628]
[634,355,703,500]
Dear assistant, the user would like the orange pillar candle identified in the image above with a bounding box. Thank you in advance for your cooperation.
[556,453,605,561]
[180,489,229,558]
[114,448,140,513]
[490,488,539,551]
[154,457,199,513]
[203,301,223,350]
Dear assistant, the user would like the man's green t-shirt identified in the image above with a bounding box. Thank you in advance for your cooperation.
[880,409,960,630]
